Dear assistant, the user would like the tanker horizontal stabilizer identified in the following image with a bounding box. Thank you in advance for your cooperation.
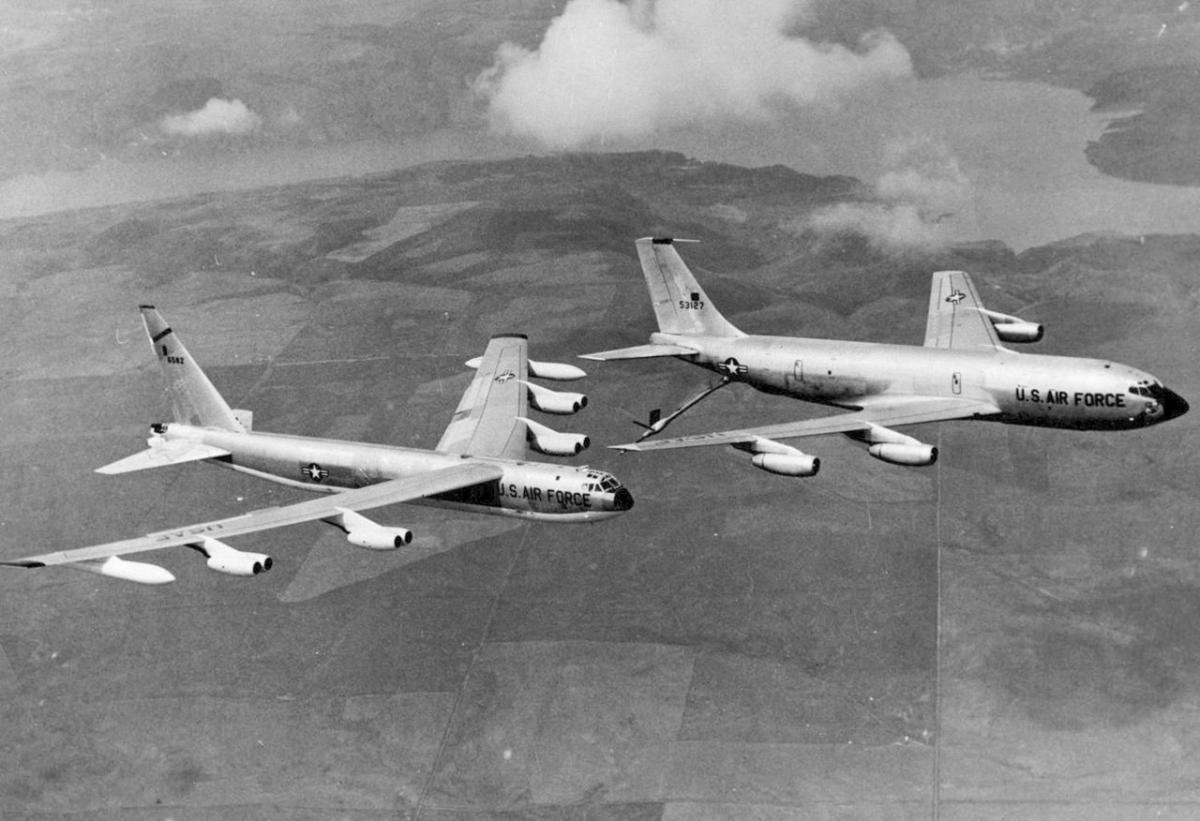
[579,343,697,361]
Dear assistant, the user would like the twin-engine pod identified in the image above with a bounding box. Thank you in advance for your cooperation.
[195,537,273,576]
[735,437,820,477]
[518,416,590,456]
[979,309,1043,344]
[334,507,413,549]
[522,381,588,414]
[850,424,938,467]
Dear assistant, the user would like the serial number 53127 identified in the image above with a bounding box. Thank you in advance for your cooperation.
[678,300,704,310]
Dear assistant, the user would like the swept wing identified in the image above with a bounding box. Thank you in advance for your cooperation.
[2,461,502,569]
[437,334,529,459]
[924,270,1003,351]
[613,396,1000,451]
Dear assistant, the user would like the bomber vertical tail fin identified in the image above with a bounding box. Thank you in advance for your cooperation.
[636,238,742,338]
[140,306,244,432]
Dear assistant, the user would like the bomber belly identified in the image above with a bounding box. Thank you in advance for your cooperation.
[177,427,631,521]
[194,429,457,490]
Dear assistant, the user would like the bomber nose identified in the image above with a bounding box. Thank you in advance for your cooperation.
[612,487,634,511]
[1160,387,1189,422]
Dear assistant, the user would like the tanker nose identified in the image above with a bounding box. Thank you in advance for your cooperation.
[612,487,634,511]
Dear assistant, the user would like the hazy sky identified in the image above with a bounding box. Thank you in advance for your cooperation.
[3,0,1200,249]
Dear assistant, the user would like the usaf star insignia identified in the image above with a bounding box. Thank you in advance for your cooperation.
[718,357,749,376]
[301,462,329,482]
[494,370,517,383]
[945,290,967,304]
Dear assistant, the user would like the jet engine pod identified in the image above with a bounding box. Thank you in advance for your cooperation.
[334,507,412,549]
[198,537,273,576]
[980,309,1043,344]
[519,417,590,456]
[524,381,588,415]
[751,452,820,477]
[993,320,1044,344]
[347,527,413,549]
[868,443,938,466]
[735,437,820,477]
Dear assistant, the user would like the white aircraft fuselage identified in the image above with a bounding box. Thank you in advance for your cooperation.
[657,331,1186,431]
[150,423,633,523]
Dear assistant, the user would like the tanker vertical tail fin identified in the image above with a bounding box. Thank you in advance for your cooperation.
[636,238,742,337]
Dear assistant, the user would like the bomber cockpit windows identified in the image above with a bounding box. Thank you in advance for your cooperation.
[583,470,624,493]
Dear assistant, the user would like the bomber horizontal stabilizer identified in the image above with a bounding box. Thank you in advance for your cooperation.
[96,441,232,475]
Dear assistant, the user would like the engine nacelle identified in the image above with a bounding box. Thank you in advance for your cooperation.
[519,417,590,456]
[524,381,587,414]
[979,309,1043,343]
[735,436,820,477]
[993,320,1044,344]
[334,507,412,549]
[528,359,587,381]
[868,443,937,466]
[199,537,273,576]
[751,452,820,477]
[347,526,413,549]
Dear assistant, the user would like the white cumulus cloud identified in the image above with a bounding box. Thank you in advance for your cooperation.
[476,0,912,147]
[805,138,974,249]
[161,98,263,137]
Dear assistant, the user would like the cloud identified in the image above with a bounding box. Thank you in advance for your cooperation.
[805,138,974,249]
[161,98,263,137]
[475,0,912,147]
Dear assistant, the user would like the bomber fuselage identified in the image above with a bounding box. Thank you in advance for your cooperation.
[655,331,1187,431]
[146,424,633,522]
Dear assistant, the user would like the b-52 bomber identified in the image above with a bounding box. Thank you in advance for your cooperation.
[583,237,1187,477]
[3,308,632,585]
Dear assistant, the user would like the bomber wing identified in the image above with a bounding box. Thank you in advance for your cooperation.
[612,396,1001,451]
[924,270,1003,351]
[437,334,530,459]
[2,461,503,572]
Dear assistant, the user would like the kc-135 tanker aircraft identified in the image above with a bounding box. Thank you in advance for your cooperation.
[3,308,632,585]
[583,237,1187,477]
